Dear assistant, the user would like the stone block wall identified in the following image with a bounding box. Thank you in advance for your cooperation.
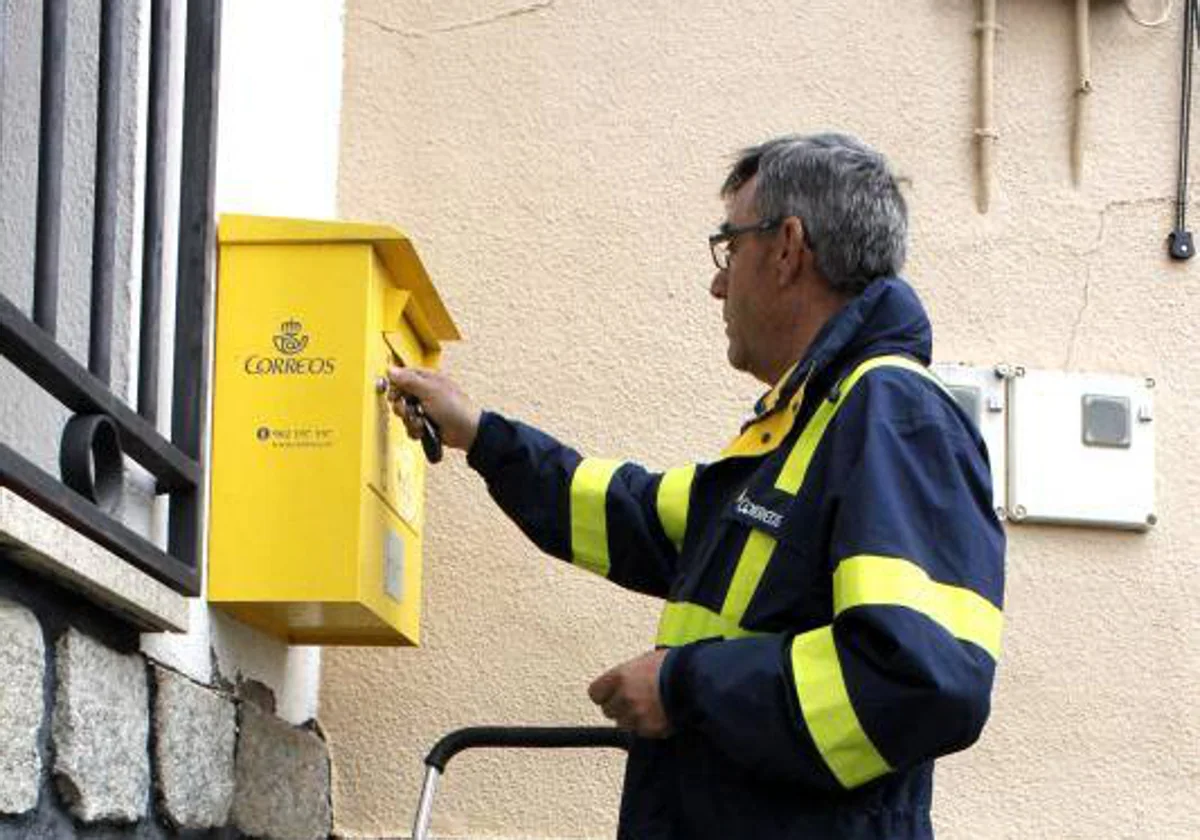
[0,564,333,839]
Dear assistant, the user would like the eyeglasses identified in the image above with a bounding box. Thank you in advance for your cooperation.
[708,218,784,270]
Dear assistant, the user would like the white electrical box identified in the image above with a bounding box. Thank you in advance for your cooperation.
[932,362,1008,516]
[1006,368,1155,531]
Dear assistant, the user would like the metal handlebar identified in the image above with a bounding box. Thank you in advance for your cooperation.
[412,726,633,840]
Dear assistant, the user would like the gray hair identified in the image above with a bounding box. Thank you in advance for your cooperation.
[722,133,908,296]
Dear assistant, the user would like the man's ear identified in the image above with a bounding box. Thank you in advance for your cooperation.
[777,216,808,285]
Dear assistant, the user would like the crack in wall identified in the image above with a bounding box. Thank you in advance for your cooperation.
[1065,268,1092,369]
[357,1,555,40]
[1078,196,1172,257]
[1068,196,1172,366]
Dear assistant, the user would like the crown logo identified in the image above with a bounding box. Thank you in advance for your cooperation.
[273,319,309,355]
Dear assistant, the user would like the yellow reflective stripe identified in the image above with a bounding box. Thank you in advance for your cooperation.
[656,465,696,553]
[833,555,1004,659]
[791,626,892,789]
[775,355,940,495]
[655,602,730,646]
[569,458,622,577]
[655,600,767,647]
[655,528,779,646]
[719,529,776,627]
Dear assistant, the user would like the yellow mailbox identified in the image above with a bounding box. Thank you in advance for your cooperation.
[208,215,459,645]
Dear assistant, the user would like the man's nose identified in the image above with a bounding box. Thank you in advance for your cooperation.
[709,268,727,299]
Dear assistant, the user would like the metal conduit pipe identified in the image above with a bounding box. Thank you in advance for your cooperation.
[1169,0,1196,259]
[976,0,998,213]
[1073,0,1092,186]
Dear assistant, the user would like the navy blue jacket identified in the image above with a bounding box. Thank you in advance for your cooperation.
[467,277,1005,839]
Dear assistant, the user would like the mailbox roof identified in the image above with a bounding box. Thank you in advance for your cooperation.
[219,214,461,344]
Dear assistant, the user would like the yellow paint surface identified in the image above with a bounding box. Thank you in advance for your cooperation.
[209,217,457,645]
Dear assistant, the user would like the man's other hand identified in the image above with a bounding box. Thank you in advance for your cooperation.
[386,367,482,452]
[588,650,672,738]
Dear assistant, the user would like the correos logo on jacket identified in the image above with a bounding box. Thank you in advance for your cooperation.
[735,490,784,529]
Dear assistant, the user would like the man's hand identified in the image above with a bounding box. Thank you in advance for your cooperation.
[386,367,482,452]
[587,650,672,738]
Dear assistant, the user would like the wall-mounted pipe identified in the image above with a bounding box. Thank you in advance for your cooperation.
[976,0,999,213]
[1073,0,1092,186]
[1169,0,1196,259]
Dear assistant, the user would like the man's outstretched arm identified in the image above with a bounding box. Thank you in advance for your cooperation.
[387,367,697,598]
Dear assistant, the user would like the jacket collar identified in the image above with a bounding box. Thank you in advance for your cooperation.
[753,276,933,419]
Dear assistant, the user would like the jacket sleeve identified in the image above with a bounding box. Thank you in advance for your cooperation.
[466,410,701,598]
[659,376,1005,791]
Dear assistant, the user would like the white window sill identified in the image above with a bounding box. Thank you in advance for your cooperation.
[0,488,188,632]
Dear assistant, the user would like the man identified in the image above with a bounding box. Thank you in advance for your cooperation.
[388,133,1005,839]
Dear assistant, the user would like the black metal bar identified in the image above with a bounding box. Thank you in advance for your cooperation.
[0,294,200,491]
[90,0,125,383]
[1177,0,1194,232]
[1170,0,1197,259]
[169,0,222,569]
[33,0,68,335]
[138,0,172,422]
[424,727,634,772]
[0,444,200,595]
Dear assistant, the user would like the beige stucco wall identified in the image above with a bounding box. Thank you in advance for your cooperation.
[322,1,1200,837]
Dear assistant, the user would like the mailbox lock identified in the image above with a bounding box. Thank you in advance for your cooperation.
[374,375,444,464]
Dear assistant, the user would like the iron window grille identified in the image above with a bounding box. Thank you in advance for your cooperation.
[0,0,223,597]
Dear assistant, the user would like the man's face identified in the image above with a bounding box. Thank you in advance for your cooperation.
[710,176,778,379]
